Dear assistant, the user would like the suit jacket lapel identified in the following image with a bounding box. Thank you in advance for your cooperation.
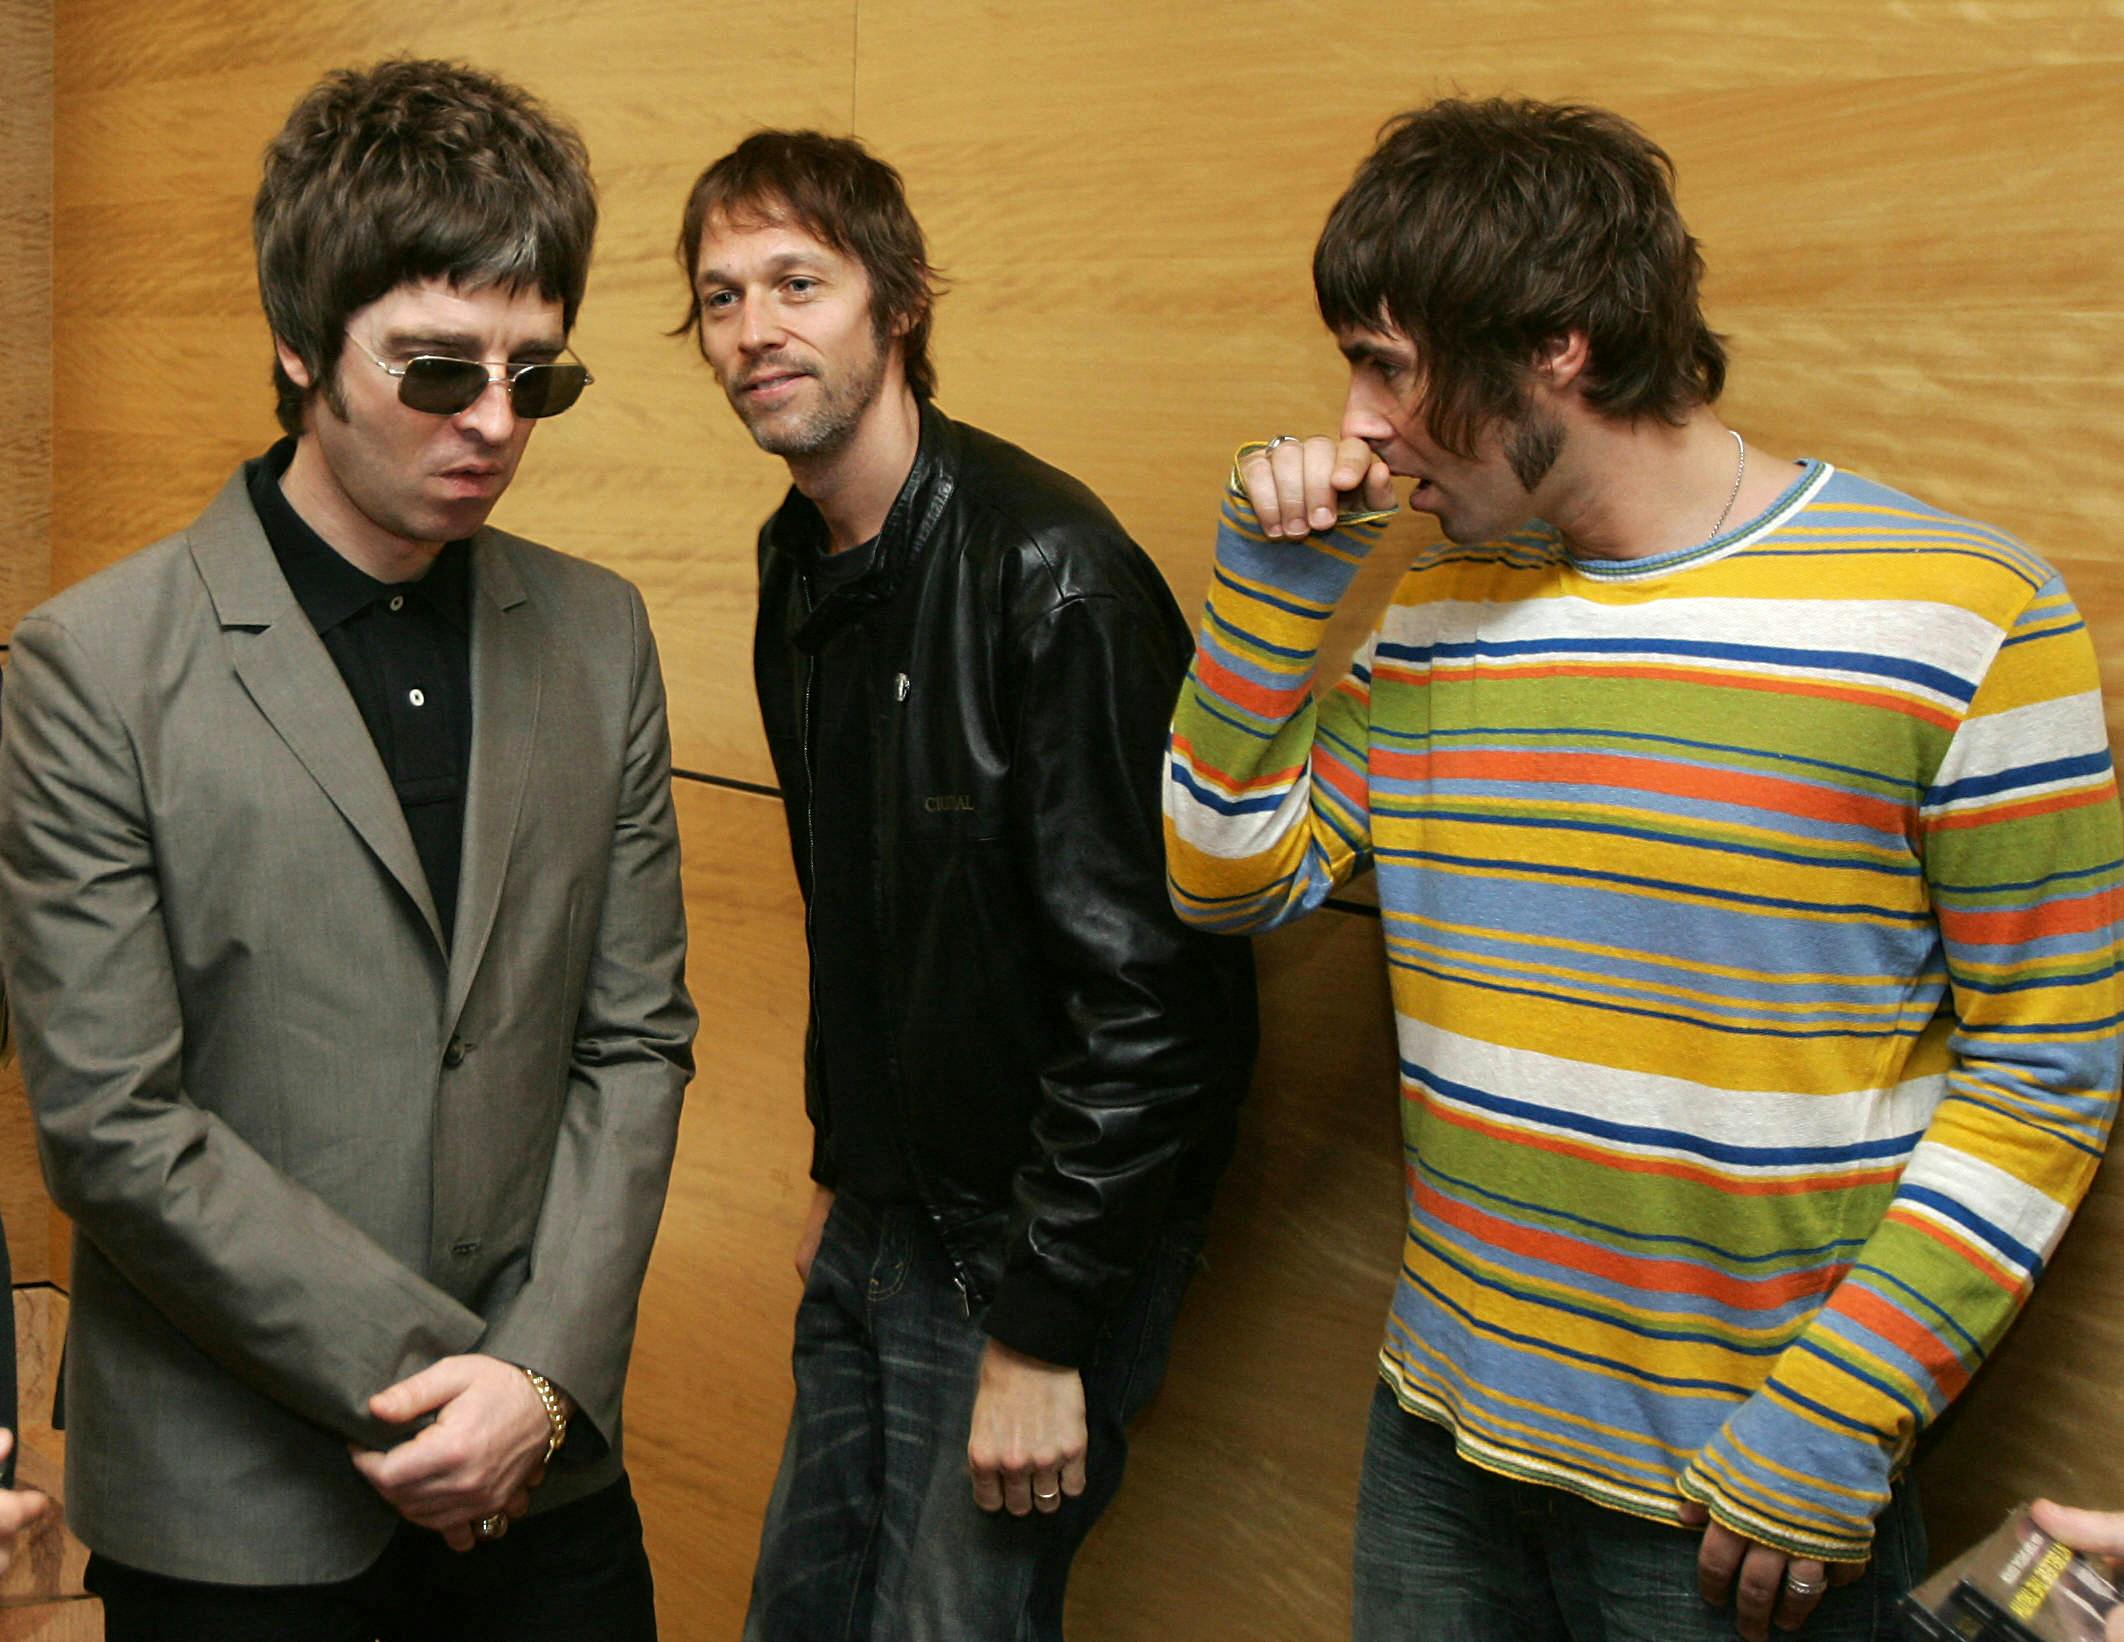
[447,532,543,1028]
[189,472,446,952]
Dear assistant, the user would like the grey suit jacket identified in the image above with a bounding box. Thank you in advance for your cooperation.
[0,469,697,1583]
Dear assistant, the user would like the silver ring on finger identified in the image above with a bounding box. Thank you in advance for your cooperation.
[1032,1484,1061,1503]
[1783,1575,1825,1598]
[1263,434,1301,452]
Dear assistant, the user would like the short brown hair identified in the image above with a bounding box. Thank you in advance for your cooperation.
[1314,98,1725,454]
[254,58,598,437]
[673,130,943,402]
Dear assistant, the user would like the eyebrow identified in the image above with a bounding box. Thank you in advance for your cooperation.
[1339,339,1409,368]
[380,329,566,360]
[696,249,831,291]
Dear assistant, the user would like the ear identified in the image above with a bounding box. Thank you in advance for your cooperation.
[1531,330,1590,393]
[274,335,316,391]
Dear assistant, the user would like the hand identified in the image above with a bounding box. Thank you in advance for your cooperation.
[2029,1501,2124,1642]
[350,1355,555,1552]
[0,1431,51,1574]
[1239,434,1394,540]
[1678,1500,1866,1640]
[965,1339,1087,1517]
[795,1184,835,1284]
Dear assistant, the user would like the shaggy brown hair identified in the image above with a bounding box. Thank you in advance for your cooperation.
[673,130,944,403]
[1314,98,1725,454]
[254,58,597,437]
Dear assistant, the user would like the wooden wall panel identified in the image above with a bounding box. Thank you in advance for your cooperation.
[0,0,53,1296]
[49,0,857,787]
[628,780,814,1632]
[28,2,2124,1635]
[0,0,52,641]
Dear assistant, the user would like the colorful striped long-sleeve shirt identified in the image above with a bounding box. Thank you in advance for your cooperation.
[1165,458,2122,1561]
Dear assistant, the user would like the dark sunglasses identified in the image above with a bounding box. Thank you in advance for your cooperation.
[345,333,593,419]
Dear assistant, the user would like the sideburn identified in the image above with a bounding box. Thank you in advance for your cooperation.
[1504,405,1566,491]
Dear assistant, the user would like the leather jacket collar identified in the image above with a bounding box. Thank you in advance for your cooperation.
[787,401,961,654]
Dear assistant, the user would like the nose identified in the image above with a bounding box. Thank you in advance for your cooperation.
[1340,372,1389,443]
[738,296,784,354]
[454,372,519,443]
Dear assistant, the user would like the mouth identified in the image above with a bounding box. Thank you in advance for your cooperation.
[437,464,504,497]
[739,368,811,405]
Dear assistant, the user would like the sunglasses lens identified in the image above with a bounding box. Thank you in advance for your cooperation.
[509,363,589,419]
[398,357,490,415]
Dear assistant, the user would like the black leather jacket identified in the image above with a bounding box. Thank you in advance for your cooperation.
[754,405,1257,1366]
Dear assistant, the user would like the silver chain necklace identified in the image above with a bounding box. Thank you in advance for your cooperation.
[1706,428,1746,544]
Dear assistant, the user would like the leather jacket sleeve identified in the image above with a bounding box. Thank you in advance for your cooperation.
[982,575,1254,1366]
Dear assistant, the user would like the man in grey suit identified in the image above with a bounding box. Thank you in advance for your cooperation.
[0,59,695,1639]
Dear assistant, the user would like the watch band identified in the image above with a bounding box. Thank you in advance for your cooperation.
[522,1368,569,1466]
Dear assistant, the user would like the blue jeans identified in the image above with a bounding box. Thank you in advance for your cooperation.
[1352,1383,1925,1642]
[743,1194,1199,1642]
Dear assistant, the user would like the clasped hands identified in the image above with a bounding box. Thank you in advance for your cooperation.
[350,1353,561,1552]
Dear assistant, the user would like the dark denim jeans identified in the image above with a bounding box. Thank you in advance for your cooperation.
[1352,1383,1926,1642]
[743,1194,1200,1642]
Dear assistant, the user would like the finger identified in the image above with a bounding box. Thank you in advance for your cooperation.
[968,1459,1004,1515]
[1030,1471,1063,1515]
[1268,438,1309,537]
[1303,437,1340,530]
[1239,455,1284,537]
[1001,1464,1034,1518]
[1330,435,1376,496]
[1827,1557,1868,1588]
[442,1521,476,1554]
[504,1489,533,1521]
[370,1357,471,1424]
[1060,1447,1088,1500]
[1733,1544,1788,1642]
[1695,1516,1743,1606]
[1362,454,1396,512]
[2031,1500,2124,1559]
[1773,1557,1830,1633]
[351,1422,458,1495]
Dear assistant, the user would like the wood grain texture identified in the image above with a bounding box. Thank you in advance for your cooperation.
[0,1064,51,1290]
[48,0,858,788]
[29,2,2124,1631]
[2,1286,86,1608]
[0,0,52,642]
[1070,908,1403,1637]
[626,780,813,1630]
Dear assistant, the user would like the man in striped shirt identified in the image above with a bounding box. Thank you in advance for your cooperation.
[1164,98,2121,1642]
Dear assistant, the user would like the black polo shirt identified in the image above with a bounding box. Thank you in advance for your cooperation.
[245,439,472,947]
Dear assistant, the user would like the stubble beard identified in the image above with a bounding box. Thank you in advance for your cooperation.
[730,336,890,462]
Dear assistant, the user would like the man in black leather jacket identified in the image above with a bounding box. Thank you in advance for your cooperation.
[676,131,1257,1640]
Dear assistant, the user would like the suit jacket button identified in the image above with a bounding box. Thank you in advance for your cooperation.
[442,1037,467,1069]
